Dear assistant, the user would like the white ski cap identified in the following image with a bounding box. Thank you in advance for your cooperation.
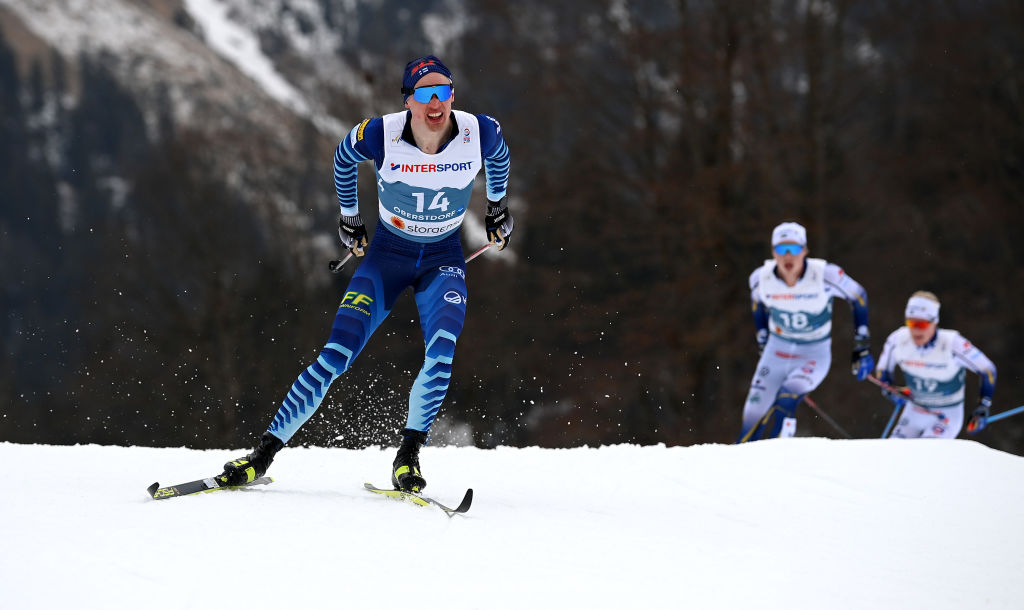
[771,222,807,246]
[905,295,940,322]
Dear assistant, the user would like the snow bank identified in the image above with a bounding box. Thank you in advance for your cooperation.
[1,439,1022,609]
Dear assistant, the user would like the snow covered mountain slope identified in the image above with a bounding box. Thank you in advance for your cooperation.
[1,0,315,137]
[3,439,1023,609]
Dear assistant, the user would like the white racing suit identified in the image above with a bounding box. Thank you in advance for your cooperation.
[876,327,996,438]
[739,258,869,442]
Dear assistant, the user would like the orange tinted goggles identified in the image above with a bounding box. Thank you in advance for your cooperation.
[905,319,933,330]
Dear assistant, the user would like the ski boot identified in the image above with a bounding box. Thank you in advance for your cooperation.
[391,429,428,493]
[219,432,284,486]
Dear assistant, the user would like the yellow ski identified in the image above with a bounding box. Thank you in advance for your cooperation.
[363,482,472,516]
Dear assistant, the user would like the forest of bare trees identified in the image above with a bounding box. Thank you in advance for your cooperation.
[2,0,1022,453]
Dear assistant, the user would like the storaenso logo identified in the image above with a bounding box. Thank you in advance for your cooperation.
[404,219,463,235]
[439,266,465,279]
[443,291,464,304]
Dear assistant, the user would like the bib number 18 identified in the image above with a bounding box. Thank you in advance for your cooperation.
[778,312,809,330]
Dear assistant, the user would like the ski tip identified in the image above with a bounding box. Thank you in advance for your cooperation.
[146,482,159,498]
[454,488,473,513]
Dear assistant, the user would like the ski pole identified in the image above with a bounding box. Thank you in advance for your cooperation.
[329,242,494,274]
[464,242,494,263]
[881,403,901,439]
[328,252,354,273]
[803,395,852,439]
[865,375,912,438]
[865,374,913,399]
[984,404,1024,426]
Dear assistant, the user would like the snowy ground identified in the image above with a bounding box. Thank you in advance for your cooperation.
[2,439,1023,609]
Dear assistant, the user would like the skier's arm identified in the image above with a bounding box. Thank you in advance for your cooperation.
[874,332,908,406]
[953,334,997,403]
[749,269,769,352]
[478,114,512,249]
[955,334,997,433]
[334,118,383,255]
[875,333,898,384]
[478,114,509,203]
[824,263,869,336]
[334,118,384,217]
[825,264,872,378]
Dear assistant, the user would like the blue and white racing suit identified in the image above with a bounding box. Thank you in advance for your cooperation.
[739,258,869,441]
[876,327,996,438]
[265,109,509,443]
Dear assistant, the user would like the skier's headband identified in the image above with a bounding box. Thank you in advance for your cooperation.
[771,222,807,246]
[401,55,453,101]
[905,296,940,323]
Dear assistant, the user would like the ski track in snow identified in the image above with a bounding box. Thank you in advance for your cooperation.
[2,439,1023,609]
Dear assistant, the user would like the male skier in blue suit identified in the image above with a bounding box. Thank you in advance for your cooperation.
[218,55,512,492]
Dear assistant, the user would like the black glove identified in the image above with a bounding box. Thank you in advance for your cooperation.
[968,397,992,433]
[851,333,873,380]
[485,197,514,251]
[338,214,368,256]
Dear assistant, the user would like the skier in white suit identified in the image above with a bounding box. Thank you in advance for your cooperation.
[738,222,873,442]
[875,291,996,438]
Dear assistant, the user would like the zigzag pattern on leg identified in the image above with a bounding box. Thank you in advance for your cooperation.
[407,330,458,431]
[268,342,352,442]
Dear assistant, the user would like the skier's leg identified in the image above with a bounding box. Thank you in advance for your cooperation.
[738,348,788,442]
[266,271,391,443]
[391,261,467,491]
[406,264,468,434]
[762,388,803,439]
[890,404,927,438]
[757,345,832,441]
[918,404,961,438]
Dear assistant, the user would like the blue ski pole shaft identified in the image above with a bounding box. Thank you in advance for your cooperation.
[881,403,901,439]
[986,404,1024,425]
[867,374,911,438]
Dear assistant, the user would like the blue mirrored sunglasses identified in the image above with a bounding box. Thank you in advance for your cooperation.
[773,243,804,256]
[411,84,453,103]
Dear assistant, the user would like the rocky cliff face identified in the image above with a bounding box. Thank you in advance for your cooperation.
[1,0,349,243]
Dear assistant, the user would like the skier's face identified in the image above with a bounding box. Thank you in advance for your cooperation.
[772,242,807,277]
[906,319,937,346]
[405,72,454,132]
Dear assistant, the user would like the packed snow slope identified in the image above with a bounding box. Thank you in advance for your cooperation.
[2,439,1022,609]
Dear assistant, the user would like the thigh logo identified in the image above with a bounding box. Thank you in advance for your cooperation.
[439,265,465,279]
[340,291,373,316]
[443,290,464,304]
